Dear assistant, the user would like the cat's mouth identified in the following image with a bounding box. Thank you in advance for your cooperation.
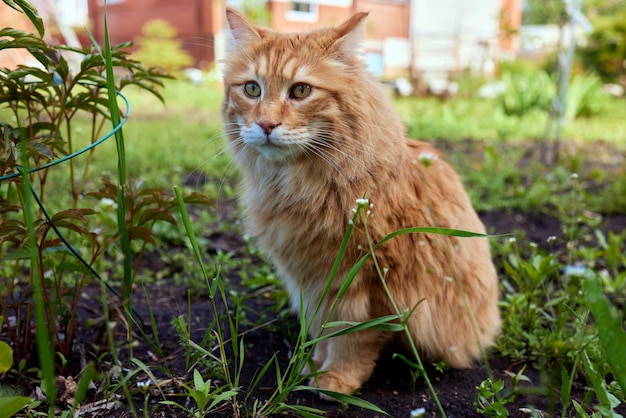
[240,124,302,163]
[247,138,296,162]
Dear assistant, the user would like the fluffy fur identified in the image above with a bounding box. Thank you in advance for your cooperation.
[221,8,500,397]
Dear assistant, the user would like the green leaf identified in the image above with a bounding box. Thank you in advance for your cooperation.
[2,0,45,37]
[306,315,404,345]
[294,386,389,415]
[136,208,176,226]
[193,369,205,392]
[50,208,97,223]
[206,387,240,411]
[0,341,13,373]
[182,192,214,206]
[583,276,626,395]
[0,396,32,417]
[127,225,157,245]
[280,403,326,418]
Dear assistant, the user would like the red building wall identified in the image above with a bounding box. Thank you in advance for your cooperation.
[88,0,221,68]
[268,1,409,41]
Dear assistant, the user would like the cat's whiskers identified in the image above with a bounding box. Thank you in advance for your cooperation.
[299,141,343,174]
[309,122,401,167]
[304,137,359,172]
[305,129,380,168]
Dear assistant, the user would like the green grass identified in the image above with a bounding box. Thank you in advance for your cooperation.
[64,80,228,191]
[397,94,626,145]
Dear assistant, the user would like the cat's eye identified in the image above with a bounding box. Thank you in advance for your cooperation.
[244,81,262,98]
[290,83,312,100]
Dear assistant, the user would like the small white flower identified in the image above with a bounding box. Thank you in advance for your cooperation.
[444,276,453,283]
[100,197,116,208]
[410,408,426,418]
[529,242,537,249]
[570,173,579,180]
[417,152,438,167]
[383,267,390,275]
[137,379,151,388]
[348,219,353,225]
[547,236,556,243]
[508,237,517,243]
[355,198,369,206]
[418,152,437,162]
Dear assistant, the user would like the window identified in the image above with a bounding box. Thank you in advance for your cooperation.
[292,2,311,12]
[286,1,318,22]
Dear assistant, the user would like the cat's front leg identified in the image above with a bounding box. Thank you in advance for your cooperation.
[309,328,390,400]
[301,339,327,376]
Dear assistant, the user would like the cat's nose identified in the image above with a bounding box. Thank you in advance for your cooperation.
[257,120,279,135]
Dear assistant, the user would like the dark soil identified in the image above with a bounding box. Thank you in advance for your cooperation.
[63,203,626,418]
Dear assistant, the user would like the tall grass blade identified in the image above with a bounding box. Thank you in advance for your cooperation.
[174,186,211,287]
[89,4,133,307]
[17,141,56,414]
[305,315,404,347]
[71,363,96,413]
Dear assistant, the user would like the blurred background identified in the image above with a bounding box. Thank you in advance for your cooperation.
[1,0,624,90]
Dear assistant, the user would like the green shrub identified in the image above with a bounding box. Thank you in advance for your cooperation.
[579,10,626,84]
[0,0,208,380]
[499,70,554,116]
[565,72,610,119]
[133,19,194,74]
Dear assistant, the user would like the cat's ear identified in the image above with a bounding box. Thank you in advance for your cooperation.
[333,12,369,60]
[225,7,263,49]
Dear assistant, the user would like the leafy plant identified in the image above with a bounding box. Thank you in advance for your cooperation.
[475,377,513,417]
[0,341,31,417]
[0,2,212,414]
[564,73,610,120]
[160,369,239,417]
[499,70,554,116]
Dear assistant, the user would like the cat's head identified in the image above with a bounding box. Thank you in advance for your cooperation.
[221,8,372,165]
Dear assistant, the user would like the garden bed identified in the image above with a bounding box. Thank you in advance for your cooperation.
[60,200,626,418]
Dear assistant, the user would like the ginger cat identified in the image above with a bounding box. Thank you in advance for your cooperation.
[221,8,500,397]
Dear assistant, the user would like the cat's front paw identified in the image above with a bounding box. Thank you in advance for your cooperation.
[309,371,360,401]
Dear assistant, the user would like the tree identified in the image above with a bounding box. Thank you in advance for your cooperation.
[133,20,194,73]
[522,0,565,25]
[579,9,626,83]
